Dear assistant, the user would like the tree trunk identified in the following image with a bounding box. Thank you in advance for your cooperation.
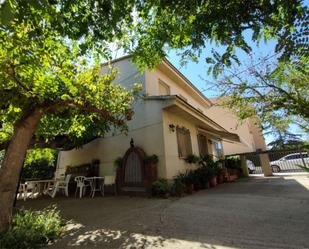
[0,108,43,233]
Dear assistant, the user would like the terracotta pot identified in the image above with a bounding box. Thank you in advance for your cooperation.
[209,176,217,188]
[217,174,224,184]
[193,183,201,191]
[185,184,194,194]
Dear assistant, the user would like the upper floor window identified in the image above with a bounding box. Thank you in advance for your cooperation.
[176,126,192,158]
[158,79,170,95]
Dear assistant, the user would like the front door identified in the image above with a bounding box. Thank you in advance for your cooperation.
[122,147,145,187]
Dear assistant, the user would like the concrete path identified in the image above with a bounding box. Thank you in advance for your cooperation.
[18,175,309,249]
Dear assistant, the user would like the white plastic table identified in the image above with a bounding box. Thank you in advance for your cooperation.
[85,177,105,198]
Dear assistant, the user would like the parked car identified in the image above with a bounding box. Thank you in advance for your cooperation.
[246,160,255,174]
[270,152,309,172]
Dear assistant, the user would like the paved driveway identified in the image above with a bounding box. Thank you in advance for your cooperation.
[18,175,309,249]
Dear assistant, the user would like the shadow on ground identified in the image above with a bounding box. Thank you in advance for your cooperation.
[17,175,309,249]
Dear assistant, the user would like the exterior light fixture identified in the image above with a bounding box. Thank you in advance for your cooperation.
[169,124,175,132]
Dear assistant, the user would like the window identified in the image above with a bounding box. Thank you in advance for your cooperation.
[158,80,170,95]
[285,153,307,160]
[213,141,223,159]
[176,126,192,158]
[197,134,208,156]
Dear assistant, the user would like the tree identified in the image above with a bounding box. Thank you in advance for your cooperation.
[204,7,308,136]
[208,54,309,137]
[267,129,306,150]
[0,0,306,232]
[0,18,139,232]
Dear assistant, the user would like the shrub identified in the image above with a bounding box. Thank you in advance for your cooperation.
[114,156,123,170]
[171,179,186,196]
[184,154,200,164]
[225,157,241,169]
[0,207,63,249]
[151,178,170,196]
[21,149,57,181]
[144,154,159,164]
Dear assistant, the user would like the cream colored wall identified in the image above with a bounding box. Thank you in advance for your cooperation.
[248,118,267,150]
[161,110,201,179]
[57,99,167,178]
[205,105,266,155]
[145,69,209,113]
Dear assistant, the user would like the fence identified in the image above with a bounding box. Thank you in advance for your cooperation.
[226,148,309,175]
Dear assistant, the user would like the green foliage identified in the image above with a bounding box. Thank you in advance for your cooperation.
[114,157,123,170]
[268,131,307,150]
[184,154,200,164]
[213,54,309,137]
[0,11,141,150]
[144,154,159,164]
[132,1,306,74]
[170,178,186,196]
[225,157,241,170]
[174,156,219,188]
[21,149,57,181]
[151,178,170,197]
[0,1,306,75]
[0,207,63,249]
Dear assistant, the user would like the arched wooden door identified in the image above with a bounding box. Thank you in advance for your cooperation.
[122,147,145,187]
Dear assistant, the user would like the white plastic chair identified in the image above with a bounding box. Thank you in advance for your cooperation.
[51,174,71,198]
[74,176,90,198]
[104,175,117,195]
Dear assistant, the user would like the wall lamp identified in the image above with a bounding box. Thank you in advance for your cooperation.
[169,124,175,132]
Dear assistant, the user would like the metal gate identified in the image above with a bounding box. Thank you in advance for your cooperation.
[227,148,309,175]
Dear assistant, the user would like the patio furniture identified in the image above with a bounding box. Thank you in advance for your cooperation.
[24,181,39,199]
[74,176,90,198]
[104,175,117,195]
[18,183,26,201]
[24,179,56,198]
[50,174,72,198]
[86,176,105,198]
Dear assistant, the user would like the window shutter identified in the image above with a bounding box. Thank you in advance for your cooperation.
[176,126,192,158]
[197,134,208,156]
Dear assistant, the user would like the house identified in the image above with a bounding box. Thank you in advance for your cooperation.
[56,56,245,190]
[205,98,267,155]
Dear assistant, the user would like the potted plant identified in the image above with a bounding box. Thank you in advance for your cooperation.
[175,171,194,194]
[217,167,226,184]
[198,155,217,188]
[151,178,170,198]
[171,178,185,197]
[185,154,200,164]
[225,157,240,181]
[184,171,195,194]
